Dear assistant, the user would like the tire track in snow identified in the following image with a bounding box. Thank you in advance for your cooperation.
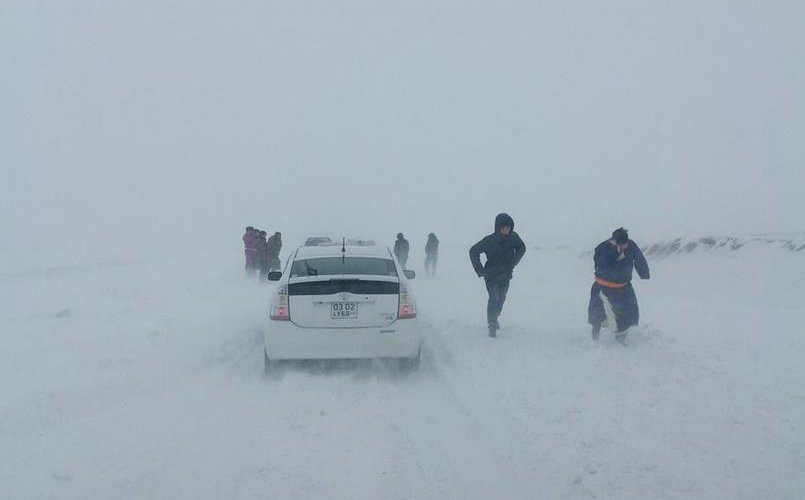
[358,320,541,499]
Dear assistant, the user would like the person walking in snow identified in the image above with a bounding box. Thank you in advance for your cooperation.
[469,213,526,337]
[266,231,283,272]
[243,226,258,275]
[588,227,650,344]
[394,233,410,269]
[424,233,439,277]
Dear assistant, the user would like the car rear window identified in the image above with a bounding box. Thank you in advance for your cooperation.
[289,280,400,296]
[290,257,398,277]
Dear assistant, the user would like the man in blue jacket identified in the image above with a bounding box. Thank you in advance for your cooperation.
[470,213,526,337]
[588,228,650,344]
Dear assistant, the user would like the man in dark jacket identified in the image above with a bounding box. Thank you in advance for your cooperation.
[243,226,257,275]
[394,233,410,269]
[469,213,526,337]
[256,231,269,279]
[266,232,282,271]
[424,233,439,277]
[588,228,650,344]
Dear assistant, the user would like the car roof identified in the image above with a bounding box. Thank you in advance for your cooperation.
[295,245,393,259]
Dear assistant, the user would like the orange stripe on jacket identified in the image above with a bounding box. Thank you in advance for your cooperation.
[595,276,627,288]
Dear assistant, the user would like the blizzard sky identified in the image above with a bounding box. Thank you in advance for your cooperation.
[2,0,804,264]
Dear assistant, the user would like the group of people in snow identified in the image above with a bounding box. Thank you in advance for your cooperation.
[469,213,649,343]
[243,215,650,344]
[242,227,282,279]
[393,232,440,277]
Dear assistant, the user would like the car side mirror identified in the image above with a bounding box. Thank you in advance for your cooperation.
[403,270,416,280]
[267,271,282,281]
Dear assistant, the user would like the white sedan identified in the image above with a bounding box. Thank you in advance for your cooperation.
[264,242,421,372]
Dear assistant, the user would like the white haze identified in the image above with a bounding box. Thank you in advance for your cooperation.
[3,1,804,267]
[2,3,805,499]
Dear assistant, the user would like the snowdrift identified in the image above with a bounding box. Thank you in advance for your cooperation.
[643,235,805,258]
[1,239,803,500]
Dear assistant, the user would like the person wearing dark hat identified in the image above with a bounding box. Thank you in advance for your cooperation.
[587,227,650,344]
[394,233,410,269]
[469,213,526,337]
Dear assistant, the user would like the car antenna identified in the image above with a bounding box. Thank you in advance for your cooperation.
[341,237,346,264]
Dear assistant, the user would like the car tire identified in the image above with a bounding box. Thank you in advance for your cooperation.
[398,347,421,373]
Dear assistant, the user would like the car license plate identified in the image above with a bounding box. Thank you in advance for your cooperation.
[331,301,358,319]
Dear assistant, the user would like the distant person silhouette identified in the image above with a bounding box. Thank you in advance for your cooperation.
[394,233,410,269]
[256,230,269,279]
[424,233,439,277]
[266,232,283,272]
[243,226,257,275]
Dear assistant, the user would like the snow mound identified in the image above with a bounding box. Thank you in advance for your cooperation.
[643,235,805,258]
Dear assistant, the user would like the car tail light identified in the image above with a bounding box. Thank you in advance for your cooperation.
[398,283,417,319]
[270,285,289,321]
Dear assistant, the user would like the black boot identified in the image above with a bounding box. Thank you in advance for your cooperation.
[488,320,498,338]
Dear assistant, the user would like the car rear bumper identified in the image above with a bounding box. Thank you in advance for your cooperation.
[265,319,421,360]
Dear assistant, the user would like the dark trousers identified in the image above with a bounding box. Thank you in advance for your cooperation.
[588,282,639,333]
[485,278,510,326]
[267,256,281,272]
[258,258,269,279]
[424,255,437,276]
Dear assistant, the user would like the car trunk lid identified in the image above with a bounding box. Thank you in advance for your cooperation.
[288,276,400,328]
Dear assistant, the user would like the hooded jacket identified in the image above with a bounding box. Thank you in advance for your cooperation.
[469,213,526,282]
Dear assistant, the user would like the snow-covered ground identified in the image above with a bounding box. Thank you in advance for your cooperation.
[2,240,803,500]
